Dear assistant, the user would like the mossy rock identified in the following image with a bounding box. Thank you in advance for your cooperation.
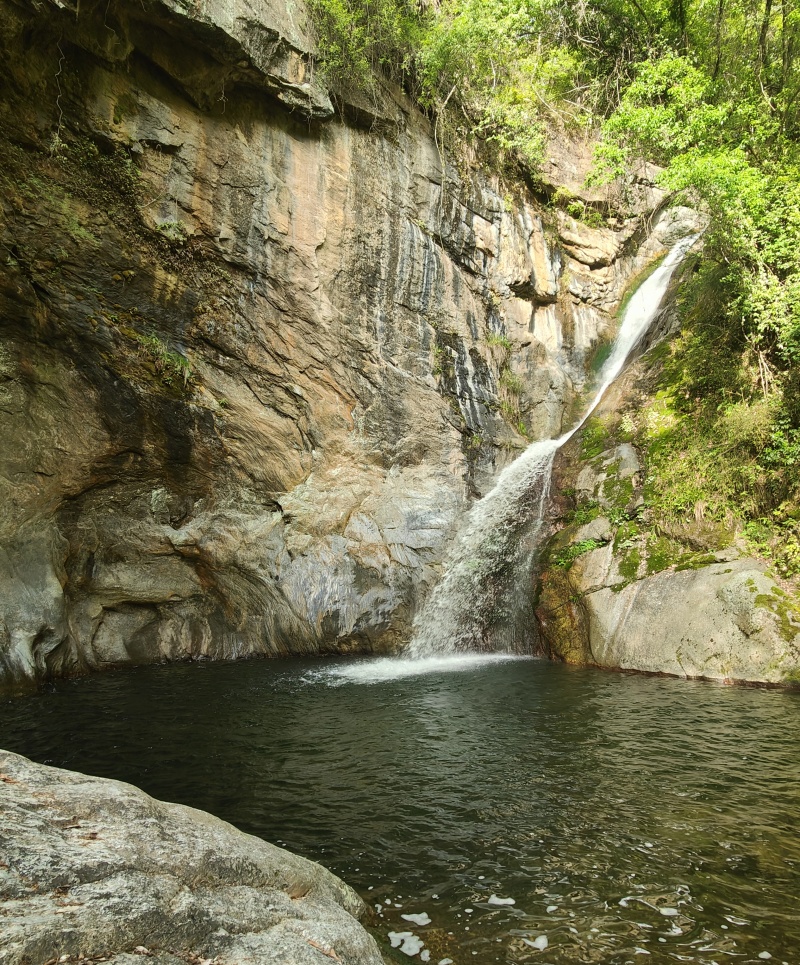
[753,589,800,644]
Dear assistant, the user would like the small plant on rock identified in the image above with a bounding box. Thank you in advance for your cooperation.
[134,332,192,389]
[155,220,188,246]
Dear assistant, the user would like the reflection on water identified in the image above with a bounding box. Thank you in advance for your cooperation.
[1,657,799,964]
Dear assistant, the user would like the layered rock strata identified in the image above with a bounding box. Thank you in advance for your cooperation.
[0,0,678,688]
[0,749,384,965]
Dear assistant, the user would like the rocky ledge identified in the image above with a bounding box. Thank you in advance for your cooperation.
[535,332,800,686]
[0,749,384,965]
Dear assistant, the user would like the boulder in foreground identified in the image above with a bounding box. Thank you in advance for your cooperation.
[0,750,384,965]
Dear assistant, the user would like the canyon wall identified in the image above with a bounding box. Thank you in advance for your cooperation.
[0,0,679,689]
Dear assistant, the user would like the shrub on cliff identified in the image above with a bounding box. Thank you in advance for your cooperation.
[307,0,595,178]
[589,2,800,571]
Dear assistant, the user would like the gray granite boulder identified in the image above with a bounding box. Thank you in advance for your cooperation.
[0,750,385,965]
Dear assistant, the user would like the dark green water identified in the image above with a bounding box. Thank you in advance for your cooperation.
[2,654,799,965]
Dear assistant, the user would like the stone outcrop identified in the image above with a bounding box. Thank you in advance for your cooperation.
[0,0,683,689]
[535,346,800,686]
[0,749,384,965]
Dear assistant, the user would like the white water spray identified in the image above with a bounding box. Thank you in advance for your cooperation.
[408,234,699,658]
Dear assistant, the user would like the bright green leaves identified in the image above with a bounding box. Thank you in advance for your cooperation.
[413,0,579,175]
[471,81,547,171]
[602,55,726,163]
[415,0,529,103]
[661,151,800,374]
[307,0,425,91]
[307,0,598,178]
[592,0,800,423]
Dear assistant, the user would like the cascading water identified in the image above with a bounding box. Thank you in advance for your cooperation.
[408,234,699,658]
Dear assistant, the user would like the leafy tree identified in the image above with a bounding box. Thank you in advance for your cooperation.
[307,0,425,92]
[307,0,800,560]
[592,0,800,563]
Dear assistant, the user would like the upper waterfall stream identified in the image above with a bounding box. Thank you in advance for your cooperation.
[409,234,699,659]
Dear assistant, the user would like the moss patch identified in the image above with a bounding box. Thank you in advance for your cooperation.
[754,590,800,643]
[600,467,635,512]
[552,537,606,571]
[580,416,610,460]
[564,500,602,526]
[617,544,642,582]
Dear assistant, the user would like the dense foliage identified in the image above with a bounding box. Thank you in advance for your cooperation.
[591,1,800,571]
[307,0,602,172]
[308,0,800,572]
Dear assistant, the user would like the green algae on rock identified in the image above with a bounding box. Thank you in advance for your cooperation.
[536,325,800,685]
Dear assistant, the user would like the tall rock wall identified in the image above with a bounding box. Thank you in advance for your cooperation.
[0,0,675,689]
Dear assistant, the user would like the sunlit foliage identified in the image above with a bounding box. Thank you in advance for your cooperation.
[308,0,800,566]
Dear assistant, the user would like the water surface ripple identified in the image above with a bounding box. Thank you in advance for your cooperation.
[2,657,799,965]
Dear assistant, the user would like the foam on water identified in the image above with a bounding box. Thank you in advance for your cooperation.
[313,653,530,686]
[402,912,432,926]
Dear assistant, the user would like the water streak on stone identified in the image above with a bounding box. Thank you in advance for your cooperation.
[409,234,699,656]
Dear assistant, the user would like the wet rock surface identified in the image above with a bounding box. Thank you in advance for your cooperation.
[0,749,384,965]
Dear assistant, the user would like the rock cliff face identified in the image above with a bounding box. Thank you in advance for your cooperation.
[0,749,384,965]
[0,0,676,689]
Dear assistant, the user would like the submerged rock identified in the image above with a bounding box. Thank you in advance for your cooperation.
[0,749,384,965]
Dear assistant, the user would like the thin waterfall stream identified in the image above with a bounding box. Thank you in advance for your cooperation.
[409,233,700,659]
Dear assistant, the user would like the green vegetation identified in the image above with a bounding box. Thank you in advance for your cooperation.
[553,537,605,570]
[499,368,523,394]
[754,587,800,643]
[308,0,423,92]
[134,332,192,389]
[308,0,800,191]
[486,332,513,352]
[631,338,800,576]
[552,188,605,227]
[497,366,524,429]
[570,500,601,526]
[155,221,189,246]
[307,0,606,178]
[308,1,800,580]
[484,328,527,433]
[583,1,800,576]
[617,543,641,583]
[580,417,609,460]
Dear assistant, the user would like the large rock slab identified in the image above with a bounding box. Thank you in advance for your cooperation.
[0,750,384,965]
[575,558,800,683]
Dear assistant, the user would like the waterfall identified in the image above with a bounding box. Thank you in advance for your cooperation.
[409,234,699,658]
